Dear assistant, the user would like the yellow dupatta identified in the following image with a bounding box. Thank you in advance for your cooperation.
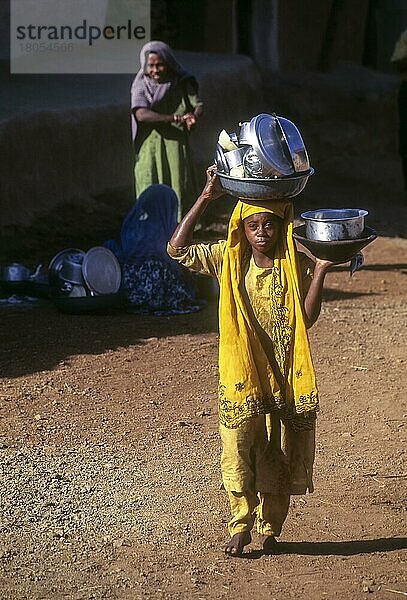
[218,199,319,429]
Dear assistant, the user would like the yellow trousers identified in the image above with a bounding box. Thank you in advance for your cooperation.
[227,490,290,536]
[220,413,315,537]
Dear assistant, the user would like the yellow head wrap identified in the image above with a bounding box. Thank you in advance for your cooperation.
[218,199,319,429]
[240,199,287,220]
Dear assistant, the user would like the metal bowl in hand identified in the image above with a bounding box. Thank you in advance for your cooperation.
[301,209,368,241]
[293,224,377,262]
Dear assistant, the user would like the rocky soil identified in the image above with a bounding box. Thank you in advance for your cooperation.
[1,199,407,600]
[1,64,407,598]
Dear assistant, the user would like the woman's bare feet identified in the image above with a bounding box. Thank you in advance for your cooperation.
[261,535,278,554]
[224,532,252,557]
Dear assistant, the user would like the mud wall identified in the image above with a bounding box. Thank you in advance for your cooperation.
[0,52,263,231]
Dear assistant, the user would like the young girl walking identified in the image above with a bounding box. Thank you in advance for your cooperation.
[168,165,340,556]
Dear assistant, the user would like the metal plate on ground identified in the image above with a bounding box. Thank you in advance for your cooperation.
[81,247,121,295]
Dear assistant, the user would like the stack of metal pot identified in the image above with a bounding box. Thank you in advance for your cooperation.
[215,113,310,179]
[48,247,121,298]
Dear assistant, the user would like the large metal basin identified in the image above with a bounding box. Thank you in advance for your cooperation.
[216,168,314,200]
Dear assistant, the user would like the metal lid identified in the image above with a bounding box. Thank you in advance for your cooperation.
[249,113,294,177]
[275,116,310,173]
[81,247,121,295]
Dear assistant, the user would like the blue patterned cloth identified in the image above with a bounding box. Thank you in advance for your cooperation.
[105,184,205,315]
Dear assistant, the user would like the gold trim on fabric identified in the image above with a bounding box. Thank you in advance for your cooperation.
[219,383,318,431]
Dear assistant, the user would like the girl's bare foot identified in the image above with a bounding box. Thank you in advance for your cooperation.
[261,535,278,554]
[224,532,252,557]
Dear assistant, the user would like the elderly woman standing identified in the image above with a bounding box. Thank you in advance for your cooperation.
[131,41,203,219]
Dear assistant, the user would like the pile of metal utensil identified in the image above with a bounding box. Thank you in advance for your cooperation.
[48,246,122,313]
[214,113,313,200]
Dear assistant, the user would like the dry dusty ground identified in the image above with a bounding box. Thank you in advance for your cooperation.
[1,157,407,599]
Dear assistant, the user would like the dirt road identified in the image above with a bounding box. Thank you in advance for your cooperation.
[1,225,406,599]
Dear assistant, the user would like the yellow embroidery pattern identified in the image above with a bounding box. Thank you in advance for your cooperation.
[218,383,318,431]
[251,266,292,376]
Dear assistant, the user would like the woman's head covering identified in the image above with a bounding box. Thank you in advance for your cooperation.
[225,199,290,264]
[105,184,203,315]
[218,199,319,430]
[138,41,187,77]
[104,184,180,268]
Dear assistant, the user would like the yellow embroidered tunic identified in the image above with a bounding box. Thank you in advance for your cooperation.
[167,239,316,424]
[168,239,316,495]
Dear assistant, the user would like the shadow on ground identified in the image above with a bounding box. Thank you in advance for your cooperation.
[243,537,407,559]
[0,301,219,379]
[322,288,379,302]
[334,263,407,273]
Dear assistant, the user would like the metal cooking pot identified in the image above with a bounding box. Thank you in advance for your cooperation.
[224,147,246,170]
[242,146,267,178]
[50,278,88,298]
[238,121,252,146]
[301,209,368,241]
[1,262,41,282]
[229,132,239,146]
[59,253,86,285]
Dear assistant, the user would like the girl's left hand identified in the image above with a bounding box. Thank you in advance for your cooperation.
[314,257,352,273]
